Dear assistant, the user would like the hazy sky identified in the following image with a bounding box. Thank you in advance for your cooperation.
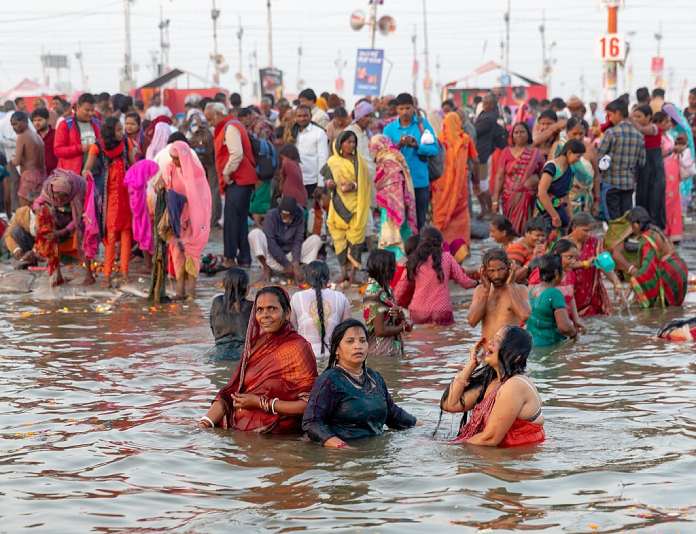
[2,0,694,105]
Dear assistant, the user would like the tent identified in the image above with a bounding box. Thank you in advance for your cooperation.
[0,78,60,111]
[442,61,548,108]
[132,69,227,116]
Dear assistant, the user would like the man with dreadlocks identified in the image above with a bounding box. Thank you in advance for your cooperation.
[468,247,530,343]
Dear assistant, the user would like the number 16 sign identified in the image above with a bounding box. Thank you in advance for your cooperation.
[598,33,626,62]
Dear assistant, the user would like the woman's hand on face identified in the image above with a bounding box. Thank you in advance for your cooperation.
[231,393,262,410]
[324,436,350,449]
[468,338,486,368]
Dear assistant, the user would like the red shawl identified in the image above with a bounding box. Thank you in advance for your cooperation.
[573,235,611,316]
[216,300,317,433]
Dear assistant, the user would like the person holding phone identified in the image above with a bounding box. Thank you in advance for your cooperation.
[382,93,439,230]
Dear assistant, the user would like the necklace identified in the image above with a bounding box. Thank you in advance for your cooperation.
[337,364,364,381]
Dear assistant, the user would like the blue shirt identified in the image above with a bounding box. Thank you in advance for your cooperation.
[383,116,439,189]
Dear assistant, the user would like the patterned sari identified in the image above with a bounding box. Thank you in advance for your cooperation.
[573,235,611,316]
[215,304,318,433]
[631,230,688,308]
[499,146,544,235]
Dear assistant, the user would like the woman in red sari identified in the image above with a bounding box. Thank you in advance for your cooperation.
[492,122,544,235]
[566,212,621,316]
[85,116,133,286]
[441,326,544,448]
[199,286,318,433]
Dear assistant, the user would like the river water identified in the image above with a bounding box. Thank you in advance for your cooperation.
[1,233,695,533]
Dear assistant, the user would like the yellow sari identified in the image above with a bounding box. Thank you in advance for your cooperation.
[326,136,372,262]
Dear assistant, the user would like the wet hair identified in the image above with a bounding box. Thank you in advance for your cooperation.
[404,234,420,256]
[436,326,532,435]
[407,226,444,283]
[482,247,510,267]
[222,268,249,313]
[538,253,562,283]
[491,214,517,238]
[566,117,588,134]
[606,98,628,118]
[511,121,532,144]
[101,116,121,150]
[304,261,331,355]
[552,238,577,255]
[229,92,242,107]
[568,212,594,232]
[10,111,28,123]
[538,109,558,123]
[125,111,141,126]
[367,249,396,295]
[167,132,188,144]
[255,285,291,313]
[77,93,95,106]
[523,216,549,235]
[634,104,652,118]
[627,206,653,231]
[560,138,586,156]
[279,143,300,162]
[31,107,49,121]
[636,87,650,103]
[326,318,369,371]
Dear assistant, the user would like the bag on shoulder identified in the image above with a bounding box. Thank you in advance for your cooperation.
[249,134,278,181]
[416,114,445,181]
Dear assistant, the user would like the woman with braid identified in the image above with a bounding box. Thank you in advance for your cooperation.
[290,261,352,359]
[207,268,253,360]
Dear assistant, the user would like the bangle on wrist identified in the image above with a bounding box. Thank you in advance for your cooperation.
[200,416,214,428]
[271,398,278,415]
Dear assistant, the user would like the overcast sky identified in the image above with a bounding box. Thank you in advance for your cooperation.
[2,0,694,105]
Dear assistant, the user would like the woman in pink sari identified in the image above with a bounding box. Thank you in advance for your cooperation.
[161,141,212,299]
[655,110,684,242]
[492,122,544,235]
[124,159,159,268]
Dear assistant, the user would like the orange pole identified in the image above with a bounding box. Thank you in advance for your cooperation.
[608,6,618,33]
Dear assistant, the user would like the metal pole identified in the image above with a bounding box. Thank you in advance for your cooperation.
[504,0,511,77]
[539,11,546,86]
[297,45,303,91]
[369,1,377,49]
[422,0,432,111]
[411,26,418,99]
[211,0,220,85]
[267,0,273,67]
[606,4,618,100]
[237,16,244,92]
[123,0,133,89]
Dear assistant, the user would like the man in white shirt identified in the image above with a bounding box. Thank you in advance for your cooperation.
[298,88,329,130]
[145,93,173,121]
[295,105,329,199]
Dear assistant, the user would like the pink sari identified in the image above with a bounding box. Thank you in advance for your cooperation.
[124,160,159,255]
[662,135,683,242]
[162,141,212,276]
[573,235,611,316]
[499,146,544,235]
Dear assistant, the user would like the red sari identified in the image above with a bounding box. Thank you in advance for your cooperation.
[499,146,544,235]
[451,381,545,448]
[573,235,611,316]
[215,313,318,434]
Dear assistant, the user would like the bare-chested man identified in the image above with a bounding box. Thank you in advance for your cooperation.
[11,111,46,206]
[468,247,531,342]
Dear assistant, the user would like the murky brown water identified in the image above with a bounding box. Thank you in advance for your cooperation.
[1,234,695,533]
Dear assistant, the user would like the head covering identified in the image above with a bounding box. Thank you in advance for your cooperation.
[663,102,696,158]
[278,196,298,213]
[34,169,87,249]
[353,101,374,122]
[146,122,173,160]
[164,141,212,259]
[124,159,159,255]
[316,96,328,111]
[368,134,417,233]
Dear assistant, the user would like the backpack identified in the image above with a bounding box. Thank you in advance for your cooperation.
[249,134,278,181]
[415,114,445,181]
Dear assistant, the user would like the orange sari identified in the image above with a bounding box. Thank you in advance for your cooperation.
[215,303,317,433]
[432,112,478,247]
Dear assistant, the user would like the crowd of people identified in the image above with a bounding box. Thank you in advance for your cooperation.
[0,83,694,448]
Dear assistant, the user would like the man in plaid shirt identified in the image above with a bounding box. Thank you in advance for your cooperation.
[598,98,646,220]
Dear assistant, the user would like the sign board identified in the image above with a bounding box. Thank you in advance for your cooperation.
[598,33,626,62]
[353,48,384,96]
[259,68,283,99]
[41,54,69,69]
[651,56,664,75]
